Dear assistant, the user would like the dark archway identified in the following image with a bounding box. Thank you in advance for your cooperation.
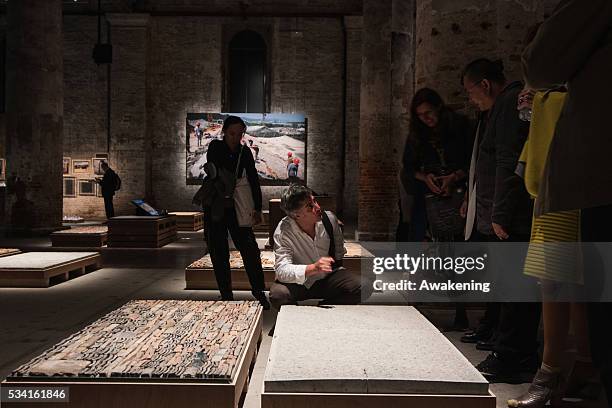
[228,30,267,113]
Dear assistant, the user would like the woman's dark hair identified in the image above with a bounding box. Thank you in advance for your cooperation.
[222,115,246,133]
[461,58,506,86]
[409,87,448,143]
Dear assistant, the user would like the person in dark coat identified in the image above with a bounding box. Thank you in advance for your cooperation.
[204,115,270,310]
[461,58,540,384]
[523,1,612,404]
[96,162,119,219]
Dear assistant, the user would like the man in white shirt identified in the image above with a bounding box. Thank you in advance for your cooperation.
[270,185,365,309]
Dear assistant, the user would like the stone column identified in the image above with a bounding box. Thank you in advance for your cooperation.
[342,16,362,223]
[357,0,415,241]
[106,14,149,215]
[5,0,64,233]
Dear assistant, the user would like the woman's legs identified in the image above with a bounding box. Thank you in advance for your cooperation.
[206,212,233,300]
[226,209,268,307]
[507,285,568,407]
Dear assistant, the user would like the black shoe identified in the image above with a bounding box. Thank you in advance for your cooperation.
[443,323,470,332]
[476,340,495,351]
[254,292,271,310]
[268,324,275,337]
[220,292,234,301]
[461,330,491,343]
[476,352,538,384]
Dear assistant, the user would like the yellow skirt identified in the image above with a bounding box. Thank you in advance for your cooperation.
[524,210,583,284]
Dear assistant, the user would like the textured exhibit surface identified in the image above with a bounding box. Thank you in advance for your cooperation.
[0,248,21,258]
[188,243,371,271]
[265,305,489,395]
[188,251,276,270]
[10,300,261,381]
[0,252,98,269]
[344,242,373,258]
[53,226,108,235]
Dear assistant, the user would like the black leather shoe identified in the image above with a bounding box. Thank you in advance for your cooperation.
[476,340,495,351]
[477,353,538,384]
[254,292,271,310]
[461,331,491,343]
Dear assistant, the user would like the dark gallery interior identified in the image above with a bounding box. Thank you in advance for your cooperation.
[1,1,611,407]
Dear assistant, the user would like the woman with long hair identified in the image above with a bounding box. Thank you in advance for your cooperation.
[400,87,474,329]
[400,87,474,241]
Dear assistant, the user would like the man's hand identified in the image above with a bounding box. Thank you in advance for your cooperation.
[460,198,468,218]
[306,257,335,277]
[436,173,457,196]
[492,222,509,240]
[517,88,536,111]
[424,173,442,194]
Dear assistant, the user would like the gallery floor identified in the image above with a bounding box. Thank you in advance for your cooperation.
[0,229,605,408]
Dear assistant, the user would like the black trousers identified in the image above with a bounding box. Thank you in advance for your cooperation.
[205,207,265,298]
[269,269,364,310]
[103,194,115,219]
[581,204,612,406]
[475,230,541,358]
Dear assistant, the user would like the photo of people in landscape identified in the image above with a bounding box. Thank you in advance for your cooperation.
[186,113,306,185]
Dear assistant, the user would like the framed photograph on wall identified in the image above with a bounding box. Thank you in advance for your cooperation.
[96,182,104,197]
[185,113,307,185]
[78,179,96,196]
[63,177,76,197]
[92,158,106,176]
[0,158,6,181]
[73,159,91,174]
[62,157,71,175]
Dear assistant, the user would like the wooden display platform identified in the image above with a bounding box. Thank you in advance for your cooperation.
[50,225,108,248]
[107,215,177,248]
[0,252,101,287]
[262,391,495,408]
[0,248,21,258]
[185,242,373,290]
[2,300,263,408]
[169,212,204,231]
[186,251,276,290]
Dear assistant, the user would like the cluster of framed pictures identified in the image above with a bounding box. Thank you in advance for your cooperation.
[63,154,108,198]
[0,158,6,181]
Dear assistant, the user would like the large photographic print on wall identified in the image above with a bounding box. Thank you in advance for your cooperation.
[186,113,306,185]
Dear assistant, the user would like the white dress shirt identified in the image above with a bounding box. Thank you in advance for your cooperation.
[465,119,482,241]
[273,211,346,288]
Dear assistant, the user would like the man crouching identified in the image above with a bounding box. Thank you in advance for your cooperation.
[270,184,368,309]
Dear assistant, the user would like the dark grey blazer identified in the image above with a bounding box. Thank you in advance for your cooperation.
[522,0,612,215]
[475,81,533,236]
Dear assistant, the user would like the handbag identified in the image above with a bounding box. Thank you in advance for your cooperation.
[423,140,465,239]
[424,186,465,239]
[192,163,218,208]
[233,146,255,227]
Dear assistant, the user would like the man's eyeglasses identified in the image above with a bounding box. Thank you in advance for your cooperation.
[303,198,318,211]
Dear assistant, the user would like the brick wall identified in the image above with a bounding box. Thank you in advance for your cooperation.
[62,16,109,220]
[415,0,559,113]
[61,14,347,218]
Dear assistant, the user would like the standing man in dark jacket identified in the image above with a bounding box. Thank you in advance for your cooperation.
[96,161,119,219]
[461,58,540,383]
[523,0,612,403]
